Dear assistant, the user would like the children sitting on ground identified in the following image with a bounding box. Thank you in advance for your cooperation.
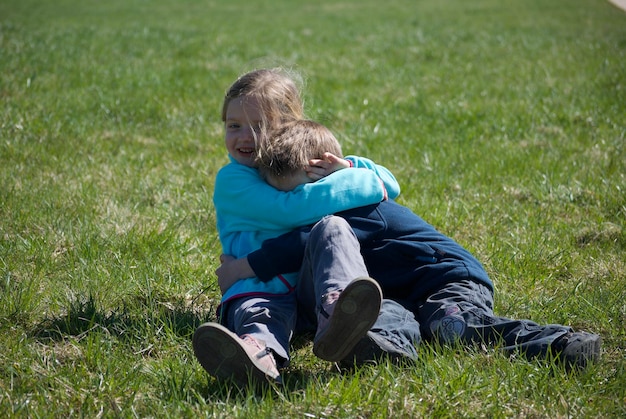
[193,69,408,388]
[218,119,602,371]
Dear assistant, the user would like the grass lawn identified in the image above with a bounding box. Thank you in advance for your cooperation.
[1,0,625,417]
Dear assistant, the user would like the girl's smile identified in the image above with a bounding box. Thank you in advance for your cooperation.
[224,96,263,167]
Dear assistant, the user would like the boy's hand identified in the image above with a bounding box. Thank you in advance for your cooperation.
[216,254,255,294]
[306,152,350,181]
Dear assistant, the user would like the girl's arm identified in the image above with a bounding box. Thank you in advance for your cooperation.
[213,162,387,234]
[345,155,400,199]
[216,228,306,287]
[306,153,400,200]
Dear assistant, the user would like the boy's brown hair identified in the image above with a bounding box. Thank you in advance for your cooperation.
[256,120,343,183]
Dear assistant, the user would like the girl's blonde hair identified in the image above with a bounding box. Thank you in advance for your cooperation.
[222,68,305,140]
[257,120,343,182]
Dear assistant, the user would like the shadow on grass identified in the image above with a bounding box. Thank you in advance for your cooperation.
[196,374,314,401]
[193,363,339,401]
[26,292,328,398]
[29,293,218,343]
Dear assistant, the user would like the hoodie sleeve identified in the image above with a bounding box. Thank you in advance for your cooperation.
[345,155,400,199]
[213,163,387,236]
[247,226,311,281]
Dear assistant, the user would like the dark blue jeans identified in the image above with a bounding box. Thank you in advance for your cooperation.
[297,215,571,361]
[220,293,297,368]
[418,278,571,359]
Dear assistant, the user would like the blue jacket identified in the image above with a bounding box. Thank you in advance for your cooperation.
[213,155,400,304]
[247,200,493,306]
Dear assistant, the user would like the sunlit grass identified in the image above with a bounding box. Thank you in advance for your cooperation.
[1,0,625,416]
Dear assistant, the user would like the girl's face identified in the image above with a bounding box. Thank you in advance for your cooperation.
[224,96,263,167]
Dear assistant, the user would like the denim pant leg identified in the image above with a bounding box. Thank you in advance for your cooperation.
[418,279,572,359]
[295,215,370,332]
[370,299,421,360]
[220,294,297,368]
[294,216,421,360]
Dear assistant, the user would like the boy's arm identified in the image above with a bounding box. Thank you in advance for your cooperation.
[215,255,255,294]
[217,227,310,286]
[247,226,310,280]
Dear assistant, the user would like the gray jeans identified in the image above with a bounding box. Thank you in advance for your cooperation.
[295,216,421,357]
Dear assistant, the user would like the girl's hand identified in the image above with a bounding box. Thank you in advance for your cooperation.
[306,152,350,181]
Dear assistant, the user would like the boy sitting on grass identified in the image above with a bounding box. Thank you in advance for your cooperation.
[218,119,602,370]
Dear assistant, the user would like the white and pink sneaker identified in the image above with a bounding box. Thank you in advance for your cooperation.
[193,322,281,388]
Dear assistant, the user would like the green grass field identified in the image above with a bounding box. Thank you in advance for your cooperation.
[1,0,625,416]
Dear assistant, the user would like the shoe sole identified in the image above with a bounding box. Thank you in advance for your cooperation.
[313,277,382,362]
[192,322,281,387]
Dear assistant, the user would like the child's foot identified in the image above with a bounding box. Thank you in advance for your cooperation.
[313,277,382,362]
[552,331,602,369]
[192,322,281,387]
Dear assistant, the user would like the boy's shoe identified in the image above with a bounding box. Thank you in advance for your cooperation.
[313,277,382,362]
[339,330,418,369]
[192,322,281,387]
[552,331,602,369]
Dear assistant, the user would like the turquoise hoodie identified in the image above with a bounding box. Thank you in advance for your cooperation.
[213,155,399,304]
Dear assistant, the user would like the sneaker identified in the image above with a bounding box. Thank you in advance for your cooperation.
[192,322,282,387]
[313,277,382,362]
[552,331,602,369]
[339,330,418,369]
